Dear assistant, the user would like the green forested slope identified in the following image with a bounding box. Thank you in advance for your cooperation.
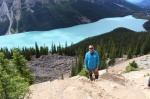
[144,20,150,31]
[73,28,150,58]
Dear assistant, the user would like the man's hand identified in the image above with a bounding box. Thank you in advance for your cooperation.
[94,66,98,72]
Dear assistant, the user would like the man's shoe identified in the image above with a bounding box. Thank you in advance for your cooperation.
[89,76,93,81]
[95,75,98,79]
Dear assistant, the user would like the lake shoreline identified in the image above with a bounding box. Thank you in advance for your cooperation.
[0,15,148,49]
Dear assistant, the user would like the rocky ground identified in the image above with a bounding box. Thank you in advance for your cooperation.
[27,54,150,99]
[27,54,76,83]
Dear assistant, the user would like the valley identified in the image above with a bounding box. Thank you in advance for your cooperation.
[0,0,149,35]
[0,0,150,98]
[0,15,147,49]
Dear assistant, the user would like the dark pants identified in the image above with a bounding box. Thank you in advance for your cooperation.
[148,77,150,87]
[88,68,99,80]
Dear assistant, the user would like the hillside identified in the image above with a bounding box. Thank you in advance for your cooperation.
[72,28,150,57]
[144,20,150,31]
[27,54,76,83]
[136,0,150,10]
[0,0,145,35]
[28,55,150,99]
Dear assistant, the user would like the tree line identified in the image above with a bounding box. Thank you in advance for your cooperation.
[0,42,76,61]
[1,27,150,97]
[1,28,150,77]
[1,27,150,70]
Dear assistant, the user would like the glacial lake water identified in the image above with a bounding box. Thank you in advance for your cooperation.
[0,15,148,49]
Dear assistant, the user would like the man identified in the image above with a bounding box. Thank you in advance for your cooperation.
[84,45,100,81]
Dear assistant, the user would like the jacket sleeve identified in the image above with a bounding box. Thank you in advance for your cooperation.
[96,51,100,67]
[84,54,88,70]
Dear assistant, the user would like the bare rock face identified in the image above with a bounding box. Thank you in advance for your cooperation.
[0,1,9,19]
[0,0,71,34]
[0,0,21,34]
[27,54,76,83]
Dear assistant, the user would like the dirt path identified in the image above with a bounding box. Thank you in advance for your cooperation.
[28,74,150,99]
[108,55,150,73]
[27,55,150,99]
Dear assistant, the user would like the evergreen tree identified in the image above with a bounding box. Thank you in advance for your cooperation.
[57,43,62,55]
[70,65,76,77]
[141,34,150,55]
[53,44,57,54]
[95,45,101,59]
[51,42,57,54]
[12,49,35,85]
[40,46,48,55]
[35,42,40,58]
[107,37,112,58]
[134,38,141,57]
[109,40,115,60]
[109,41,116,59]
[65,41,68,55]
[68,43,75,56]
[99,60,107,70]
[76,54,83,74]
[0,52,30,99]
[127,44,133,59]
[99,47,107,70]
[115,45,122,58]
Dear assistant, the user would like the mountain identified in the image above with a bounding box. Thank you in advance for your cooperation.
[88,0,142,11]
[126,0,144,3]
[0,0,146,35]
[126,0,150,11]
[137,0,150,17]
[136,0,150,8]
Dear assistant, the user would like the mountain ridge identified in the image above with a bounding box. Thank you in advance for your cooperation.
[0,0,147,35]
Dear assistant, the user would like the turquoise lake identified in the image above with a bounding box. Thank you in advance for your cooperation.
[0,15,148,49]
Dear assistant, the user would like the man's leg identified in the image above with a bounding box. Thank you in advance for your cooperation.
[148,77,150,87]
[88,70,93,81]
[94,71,99,79]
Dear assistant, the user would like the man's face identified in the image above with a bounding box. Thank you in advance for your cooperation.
[89,46,94,53]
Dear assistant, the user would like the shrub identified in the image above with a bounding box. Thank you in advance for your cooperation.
[79,68,88,77]
[125,66,135,72]
[125,61,139,73]
[129,61,138,68]
[108,58,116,66]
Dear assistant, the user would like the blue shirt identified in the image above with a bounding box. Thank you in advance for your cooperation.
[84,50,100,70]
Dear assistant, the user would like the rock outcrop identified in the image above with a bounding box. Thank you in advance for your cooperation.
[27,54,76,83]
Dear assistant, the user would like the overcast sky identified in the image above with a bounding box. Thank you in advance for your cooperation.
[126,0,144,3]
